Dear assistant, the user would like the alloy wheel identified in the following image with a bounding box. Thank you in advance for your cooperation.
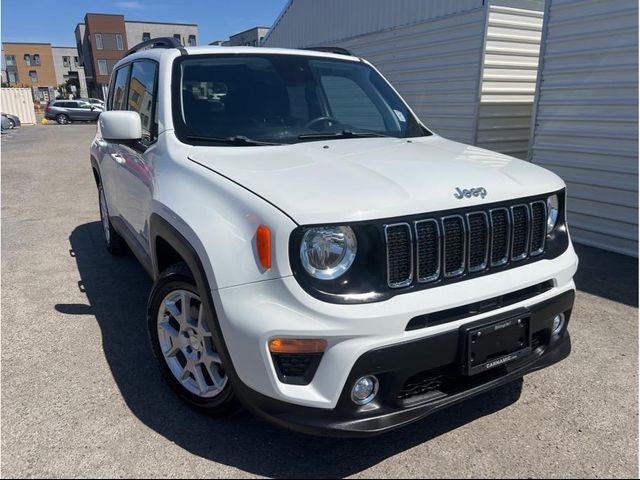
[157,289,228,398]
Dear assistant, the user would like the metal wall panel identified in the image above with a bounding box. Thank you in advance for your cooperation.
[530,0,638,256]
[476,4,544,158]
[263,0,482,48]
[271,9,486,145]
[0,88,37,124]
[341,10,487,144]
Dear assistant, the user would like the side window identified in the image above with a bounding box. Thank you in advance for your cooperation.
[127,60,158,145]
[109,64,131,111]
[320,75,385,131]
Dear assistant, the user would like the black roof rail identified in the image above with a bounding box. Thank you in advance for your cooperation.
[124,37,187,58]
[302,46,354,57]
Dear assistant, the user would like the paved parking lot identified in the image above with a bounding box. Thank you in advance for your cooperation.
[1,124,638,478]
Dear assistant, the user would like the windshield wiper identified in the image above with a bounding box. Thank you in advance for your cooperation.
[186,135,281,146]
[298,130,388,141]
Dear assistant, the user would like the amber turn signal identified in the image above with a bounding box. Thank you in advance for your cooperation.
[269,338,328,354]
[256,224,272,269]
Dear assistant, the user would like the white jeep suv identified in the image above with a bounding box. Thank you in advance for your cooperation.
[91,38,578,436]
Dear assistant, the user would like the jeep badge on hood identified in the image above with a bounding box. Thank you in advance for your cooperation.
[454,187,487,199]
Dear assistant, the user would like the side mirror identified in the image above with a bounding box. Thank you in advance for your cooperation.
[99,111,141,142]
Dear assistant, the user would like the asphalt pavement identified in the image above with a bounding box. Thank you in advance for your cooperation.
[1,124,637,478]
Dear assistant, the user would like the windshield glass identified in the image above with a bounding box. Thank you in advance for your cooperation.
[172,54,429,145]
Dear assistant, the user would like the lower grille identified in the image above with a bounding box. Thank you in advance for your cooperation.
[397,370,446,401]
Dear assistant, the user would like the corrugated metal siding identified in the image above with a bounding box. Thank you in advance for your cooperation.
[476,4,544,158]
[320,9,487,144]
[264,0,482,48]
[530,0,638,256]
[0,88,37,125]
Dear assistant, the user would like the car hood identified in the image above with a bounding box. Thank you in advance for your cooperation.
[187,135,564,225]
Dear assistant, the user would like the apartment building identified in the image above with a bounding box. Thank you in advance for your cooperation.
[3,42,58,103]
[228,27,269,46]
[51,46,88,98]
[75,13,198,99]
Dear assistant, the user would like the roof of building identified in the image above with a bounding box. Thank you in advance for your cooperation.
[229,26,271,38]
[125,19,198,26]
[3,42,52,45]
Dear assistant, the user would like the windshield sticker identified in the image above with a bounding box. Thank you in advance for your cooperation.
[394,110,406,123]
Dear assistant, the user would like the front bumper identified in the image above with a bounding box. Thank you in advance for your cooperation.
[237,290,574,437]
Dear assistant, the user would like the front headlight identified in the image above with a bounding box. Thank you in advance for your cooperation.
[547,194,559,234]
[300,226,357,280]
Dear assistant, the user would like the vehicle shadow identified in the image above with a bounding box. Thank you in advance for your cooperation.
[56,221,523,478]
[572,243,638,307]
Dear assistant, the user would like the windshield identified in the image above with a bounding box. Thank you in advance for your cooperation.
[172,54,429,145]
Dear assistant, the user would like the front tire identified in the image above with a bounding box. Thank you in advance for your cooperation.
[8,119,15,129]
[56,114,69,125]
[148,263,239,416]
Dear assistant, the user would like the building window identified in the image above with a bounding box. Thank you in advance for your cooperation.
[5,55,15,66]
[173,34,182,45]
[29,70,38,83]
[116,34,124,50]
[8,71,17,83]
[142,32,151,42]
[33,54,40,65]
[188,35,196,46]
[63,56,70,68]
[24,54,31,66]
[259,36,264,46]
[96,34,103,50]
[74,56,79,66]
[97,59,108,76]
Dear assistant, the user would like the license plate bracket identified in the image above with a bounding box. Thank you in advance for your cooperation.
[465,316,532,376]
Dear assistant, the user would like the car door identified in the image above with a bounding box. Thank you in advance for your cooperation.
[98,63,131,222]
[66,101,85,120]
[110,59,159,252]
[77,101,99,120]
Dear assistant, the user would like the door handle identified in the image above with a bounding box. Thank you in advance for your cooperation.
[111,153,125,164]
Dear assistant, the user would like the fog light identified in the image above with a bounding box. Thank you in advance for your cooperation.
[552,313,565,336]
[351,375,379,405]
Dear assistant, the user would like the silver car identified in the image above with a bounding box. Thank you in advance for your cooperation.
[45,100,102,124]
[1,113,21,128]
[1,115,11,132]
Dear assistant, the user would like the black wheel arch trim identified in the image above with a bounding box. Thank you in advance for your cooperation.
[147,212,279,422]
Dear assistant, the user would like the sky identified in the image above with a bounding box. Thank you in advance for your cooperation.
[1,0,287,46]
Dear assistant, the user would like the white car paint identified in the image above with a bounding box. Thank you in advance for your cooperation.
[91,46,578,410]
[188,135,565,225]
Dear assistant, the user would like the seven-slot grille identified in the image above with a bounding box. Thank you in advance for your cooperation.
[385,200,548,288]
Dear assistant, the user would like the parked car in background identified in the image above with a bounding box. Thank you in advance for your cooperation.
[1,113,21,129]
[45,100,102,124]
[1,115,11,132]
[80,98,105,109]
